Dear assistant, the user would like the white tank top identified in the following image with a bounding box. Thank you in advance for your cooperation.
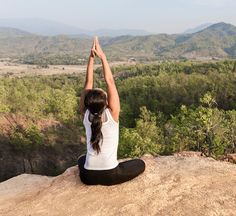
[83,108,119,170]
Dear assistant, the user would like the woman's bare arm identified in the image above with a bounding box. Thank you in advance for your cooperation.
[79,40,95,116]
[94,37,120,122]
[101,56,120,120]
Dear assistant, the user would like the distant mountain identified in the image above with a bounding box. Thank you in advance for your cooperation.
[0,27,32,38]
[91,29,151,37]
[184,23,212,34]
[0,18,151,37]
[204,22,236,35]
[170,22,236,58]
[0,18,87,36]
[0,22,236,61]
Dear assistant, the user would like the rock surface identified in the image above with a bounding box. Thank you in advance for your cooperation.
[0,154,236,216]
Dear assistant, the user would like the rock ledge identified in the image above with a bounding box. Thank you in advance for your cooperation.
[0,154,236,216]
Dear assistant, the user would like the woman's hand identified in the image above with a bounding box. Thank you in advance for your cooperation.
[90,38,96,58]
[93,36,106,60]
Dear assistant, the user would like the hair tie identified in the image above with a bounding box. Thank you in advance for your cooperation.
[93,112,101,117]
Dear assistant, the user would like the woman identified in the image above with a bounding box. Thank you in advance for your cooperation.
[78,37,145,186]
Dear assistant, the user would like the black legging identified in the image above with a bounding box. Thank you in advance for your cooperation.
[78,155,145,186]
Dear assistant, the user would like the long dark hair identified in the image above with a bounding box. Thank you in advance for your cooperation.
[84,89,107,154]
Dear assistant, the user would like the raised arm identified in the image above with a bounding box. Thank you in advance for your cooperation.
[79,39,96,116]
[94,37,120,122]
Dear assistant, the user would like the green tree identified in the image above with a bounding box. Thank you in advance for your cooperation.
[10,124,43,150]
[118,106,164,158]
[167,105,201,154]
[224,110,236,153]
[233,61,236,73]
[0,83,10,113]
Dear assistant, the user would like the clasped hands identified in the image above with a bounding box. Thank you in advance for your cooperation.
[90,36,106,60]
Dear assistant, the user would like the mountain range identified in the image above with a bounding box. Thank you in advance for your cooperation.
[0,18,151,37]
[0,22,236,61]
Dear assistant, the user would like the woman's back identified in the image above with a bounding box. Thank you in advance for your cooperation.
[83,108,119,170]
[78,37,145,186]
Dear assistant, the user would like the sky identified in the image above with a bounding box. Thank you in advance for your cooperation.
[0,0,236,33]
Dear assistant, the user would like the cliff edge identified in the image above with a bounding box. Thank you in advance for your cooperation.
[0,153,236,216]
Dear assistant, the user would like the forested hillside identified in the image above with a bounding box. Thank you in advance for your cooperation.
[1,22,236,63]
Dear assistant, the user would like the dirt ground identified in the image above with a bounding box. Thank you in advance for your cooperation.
[0,61,132,77]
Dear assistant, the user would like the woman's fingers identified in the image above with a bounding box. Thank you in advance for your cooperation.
[92,48,98,56]
[95,36,101,49]
[89,38,96,57]
[95,36,98,45]
[92,36,105,59]
[92,37,96,49]
[91,41,94,49]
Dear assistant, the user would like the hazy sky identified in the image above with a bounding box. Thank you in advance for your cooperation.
[0,0,236,33]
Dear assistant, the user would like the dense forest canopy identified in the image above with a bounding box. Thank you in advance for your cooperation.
[0,60,236,160]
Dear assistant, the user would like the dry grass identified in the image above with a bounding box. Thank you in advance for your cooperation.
[0,60,133,78]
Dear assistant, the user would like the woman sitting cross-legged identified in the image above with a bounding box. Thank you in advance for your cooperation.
[78,37,145,186]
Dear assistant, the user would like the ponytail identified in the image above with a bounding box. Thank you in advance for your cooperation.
[84,89,107,154]
[90,112,104,154]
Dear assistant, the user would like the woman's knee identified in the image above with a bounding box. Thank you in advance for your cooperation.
[135,159,146,173]
[140,159,146,173]
[119,158,146,175]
